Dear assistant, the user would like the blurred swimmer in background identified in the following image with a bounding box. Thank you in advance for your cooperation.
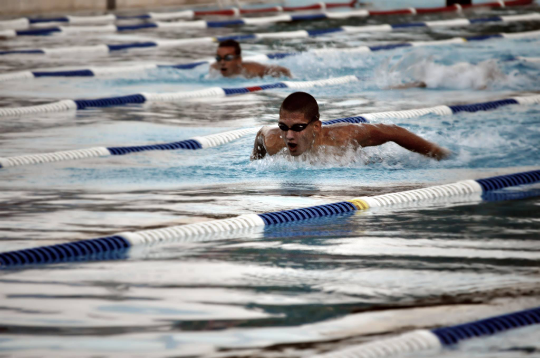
[210,39,292,78]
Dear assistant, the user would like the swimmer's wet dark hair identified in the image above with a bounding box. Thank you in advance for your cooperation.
[218,39,241,56]
[280,92,320,122]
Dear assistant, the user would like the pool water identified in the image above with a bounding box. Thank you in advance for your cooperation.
[0,1,539,357]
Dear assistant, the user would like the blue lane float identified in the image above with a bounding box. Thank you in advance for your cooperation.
[107,139,202,154]
[482,188,540,202]
[0,236,131,266]
[477,170,540,191]
[448,98,523,114]
[312,307,540,358]
[0,169,538,267]
[0,29,538,82]
[0,94,538,169]
[432,307,540,346]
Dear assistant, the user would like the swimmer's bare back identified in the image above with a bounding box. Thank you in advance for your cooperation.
[241,62,291,78]
[242,62,293,78]
[386,81,427,90]
[210,62,291,78]
[252,123,450,160]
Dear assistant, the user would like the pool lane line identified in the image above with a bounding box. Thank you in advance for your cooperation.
[312,307,540,358]
[0,169,538,267]
[0,52,537,83]
[1,18,539,57]
[0,68,538,119]
[2,11,538,37]
[0,127,259,168]
[0,94,538,169]
[0,0,533,31]
[0,30,538,82]
[0,1,356,31]
[0,75,359,118]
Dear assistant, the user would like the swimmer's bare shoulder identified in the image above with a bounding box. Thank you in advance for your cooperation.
[242,62,292,78]
[320,124,361,146]
[209,62,220,76]
[251,126,285,160]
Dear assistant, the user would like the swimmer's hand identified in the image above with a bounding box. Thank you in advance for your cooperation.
[264,65,292,78]
[430,147,452,161]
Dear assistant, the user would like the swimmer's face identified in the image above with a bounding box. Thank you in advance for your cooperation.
[215,46,241,77]
[279,111,321,156]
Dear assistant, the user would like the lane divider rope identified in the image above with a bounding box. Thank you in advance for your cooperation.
[313,307,540,358]
[0,0,532,30]
[1,12,537,40]
[0,68,538,119]
[10,11,541,38]
[0,75,359,118]
[0,51,536,82]
[0,169,538,267]
[0,128,257,168]
[1,20,539,56]
[0,94,538,168]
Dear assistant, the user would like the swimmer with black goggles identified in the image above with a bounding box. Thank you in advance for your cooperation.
[215,54,238,62]
[251,92,451,161]
[278,114,319,133]
[210,39,291,79]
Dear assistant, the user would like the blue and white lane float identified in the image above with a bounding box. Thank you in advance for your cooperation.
[0,94,538,168]
[0,169,538,267]
[0,30,538,83]
[2,12,537,37]
[0,0,533,31]
[0,25,538,57]
[313,307,540,358]
[0,76,358,118]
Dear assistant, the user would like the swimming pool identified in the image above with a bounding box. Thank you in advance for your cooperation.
[0,0,539,356]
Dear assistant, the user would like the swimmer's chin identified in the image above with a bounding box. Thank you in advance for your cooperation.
[208,68,238,79]
[207,70,220,79]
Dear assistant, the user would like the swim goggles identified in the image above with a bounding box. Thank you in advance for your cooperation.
[278,116,319,132]
[215,55,238,62]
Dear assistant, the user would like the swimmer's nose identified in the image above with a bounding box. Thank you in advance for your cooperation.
[285,130,296,140]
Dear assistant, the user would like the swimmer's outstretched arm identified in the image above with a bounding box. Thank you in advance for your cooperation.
[251,129,267,160]
[355,124,451,160]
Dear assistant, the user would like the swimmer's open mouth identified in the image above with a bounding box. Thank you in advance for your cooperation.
[287,143,297,150]
[220,68,227,73]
